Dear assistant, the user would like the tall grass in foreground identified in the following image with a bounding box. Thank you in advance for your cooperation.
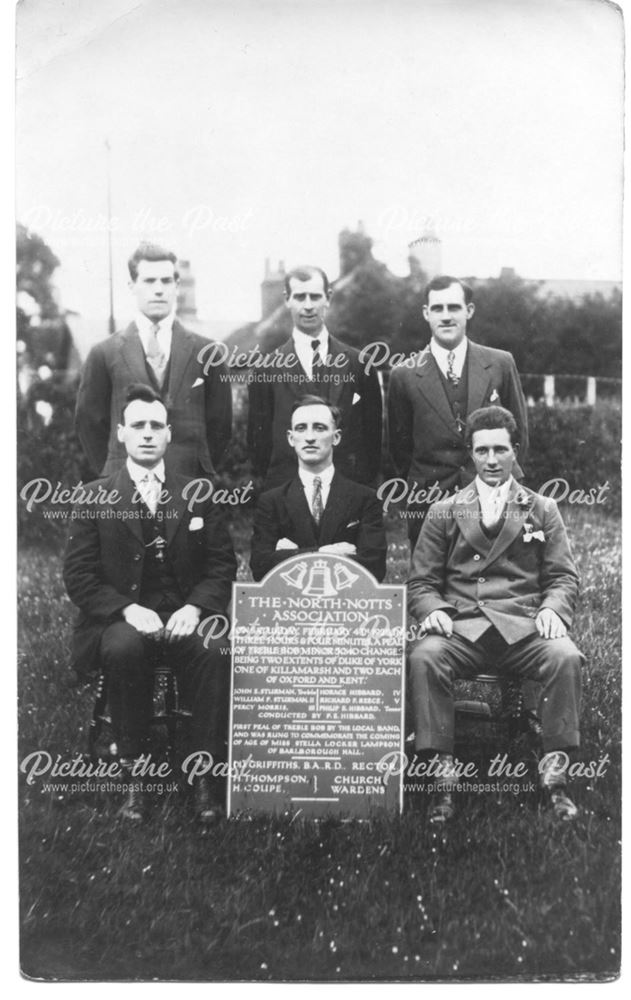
[18,508,620,981]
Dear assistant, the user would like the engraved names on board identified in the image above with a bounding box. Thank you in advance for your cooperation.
[228,553,405,817]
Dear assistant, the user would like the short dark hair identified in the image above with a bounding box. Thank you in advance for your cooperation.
[128,242,179,282]
[465,406,518,448]
[423,274,473,306]
[284,266,330,298]
[290,394,341,429]
[120,383,169,424]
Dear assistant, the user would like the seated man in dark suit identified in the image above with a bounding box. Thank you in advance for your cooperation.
[407,406,582,824]
[250,395,386,582]
[64,383,237,824]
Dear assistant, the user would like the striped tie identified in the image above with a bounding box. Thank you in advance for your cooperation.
[312,476,324,525]
[146,324,167,388]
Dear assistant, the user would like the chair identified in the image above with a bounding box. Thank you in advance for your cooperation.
[454,672,542,758]
[88,644,192,762]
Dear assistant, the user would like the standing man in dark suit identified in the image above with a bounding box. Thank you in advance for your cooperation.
[250,395,386,582]
[75,242,232,477]
[64,384,237,823]
[248,265,383,491]
[387,275,528,551]
[407,406,582,824]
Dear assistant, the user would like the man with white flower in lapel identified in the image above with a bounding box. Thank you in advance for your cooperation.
[407,406,583,823]
[64,383,237,824]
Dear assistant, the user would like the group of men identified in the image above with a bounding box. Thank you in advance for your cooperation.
[64,242,583,825]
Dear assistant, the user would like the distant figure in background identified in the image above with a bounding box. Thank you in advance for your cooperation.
[76,242,232,477]
[250,395,386,582]
[248,265,382,490]
[387,275,528,551]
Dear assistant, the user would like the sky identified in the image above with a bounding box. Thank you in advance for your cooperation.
[16,0,624,325]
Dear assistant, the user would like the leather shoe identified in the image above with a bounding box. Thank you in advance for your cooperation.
[428,791,454,825]
[193,775,225,824]
[543,785,579,822]
[119,787,147,823]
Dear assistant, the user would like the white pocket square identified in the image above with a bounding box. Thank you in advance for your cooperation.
[189,517,204,531]
[192,377,204,388]
[346,520,360,528]
[352,393,361,405]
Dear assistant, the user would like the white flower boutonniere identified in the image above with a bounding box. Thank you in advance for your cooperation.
[189,517,204,532]
[515,490,530,508]
[523,522,545,543]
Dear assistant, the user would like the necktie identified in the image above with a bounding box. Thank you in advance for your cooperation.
[140,472,160,516]
[311,339,321,382]
[482,488,503,529]
[312,476,324,525]
[146,324,167,388]
[446,350,459,385]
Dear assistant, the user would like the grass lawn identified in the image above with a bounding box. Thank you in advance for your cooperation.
[18,507,620,981]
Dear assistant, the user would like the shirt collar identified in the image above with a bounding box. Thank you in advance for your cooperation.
[135,310,175,338]
[126,457,166,485]
[298,463,335,490]
[475,474,514,504]
[292,326,329,352]
[430,336,468,367]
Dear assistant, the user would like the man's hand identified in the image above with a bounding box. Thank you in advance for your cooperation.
[536,607,568,639]
[164,604,202,643]
[276,538,298,550]
[420,610,454,637]
[122,604,164,638]
[319,543,357,556]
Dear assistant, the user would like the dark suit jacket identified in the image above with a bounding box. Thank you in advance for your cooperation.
[250,471,387,582]
[63,467,237,675]
[75,320,232,476]
[407,481,579,645]
[247,335,383,490]
[387,341,528,494]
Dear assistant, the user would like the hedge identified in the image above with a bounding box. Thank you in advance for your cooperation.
[17,379,621,546]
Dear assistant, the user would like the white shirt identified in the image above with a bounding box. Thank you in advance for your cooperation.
[292,326,329,380]
[126,457,166,514]
[298,463,335,516]
[430,337,468,380]
[135,311,175,362]
[476,474,513,527]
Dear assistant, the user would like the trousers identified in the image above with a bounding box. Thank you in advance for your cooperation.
[408,626,582,754]
[100,620,230,759]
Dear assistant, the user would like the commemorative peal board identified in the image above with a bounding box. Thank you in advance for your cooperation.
[228,553,405,817]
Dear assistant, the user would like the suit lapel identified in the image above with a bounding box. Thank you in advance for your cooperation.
[163,472,190,546]
[276,339,310,396]
[120,324,149,382]
[479,481,534,571]
[317,472,352,543]
[453,486,492,555]
[285,478,318,546]
[465,342,493,414]
[414,348,458,433]
[165,320,196,405]
[326,337,350,408]
[113,466,144,546]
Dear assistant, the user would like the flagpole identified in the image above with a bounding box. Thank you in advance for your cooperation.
[105,138,116,334]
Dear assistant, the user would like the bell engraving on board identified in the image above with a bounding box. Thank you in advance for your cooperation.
[302,559,337,598]
[280,560,308,590]
[333,563,359,591]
